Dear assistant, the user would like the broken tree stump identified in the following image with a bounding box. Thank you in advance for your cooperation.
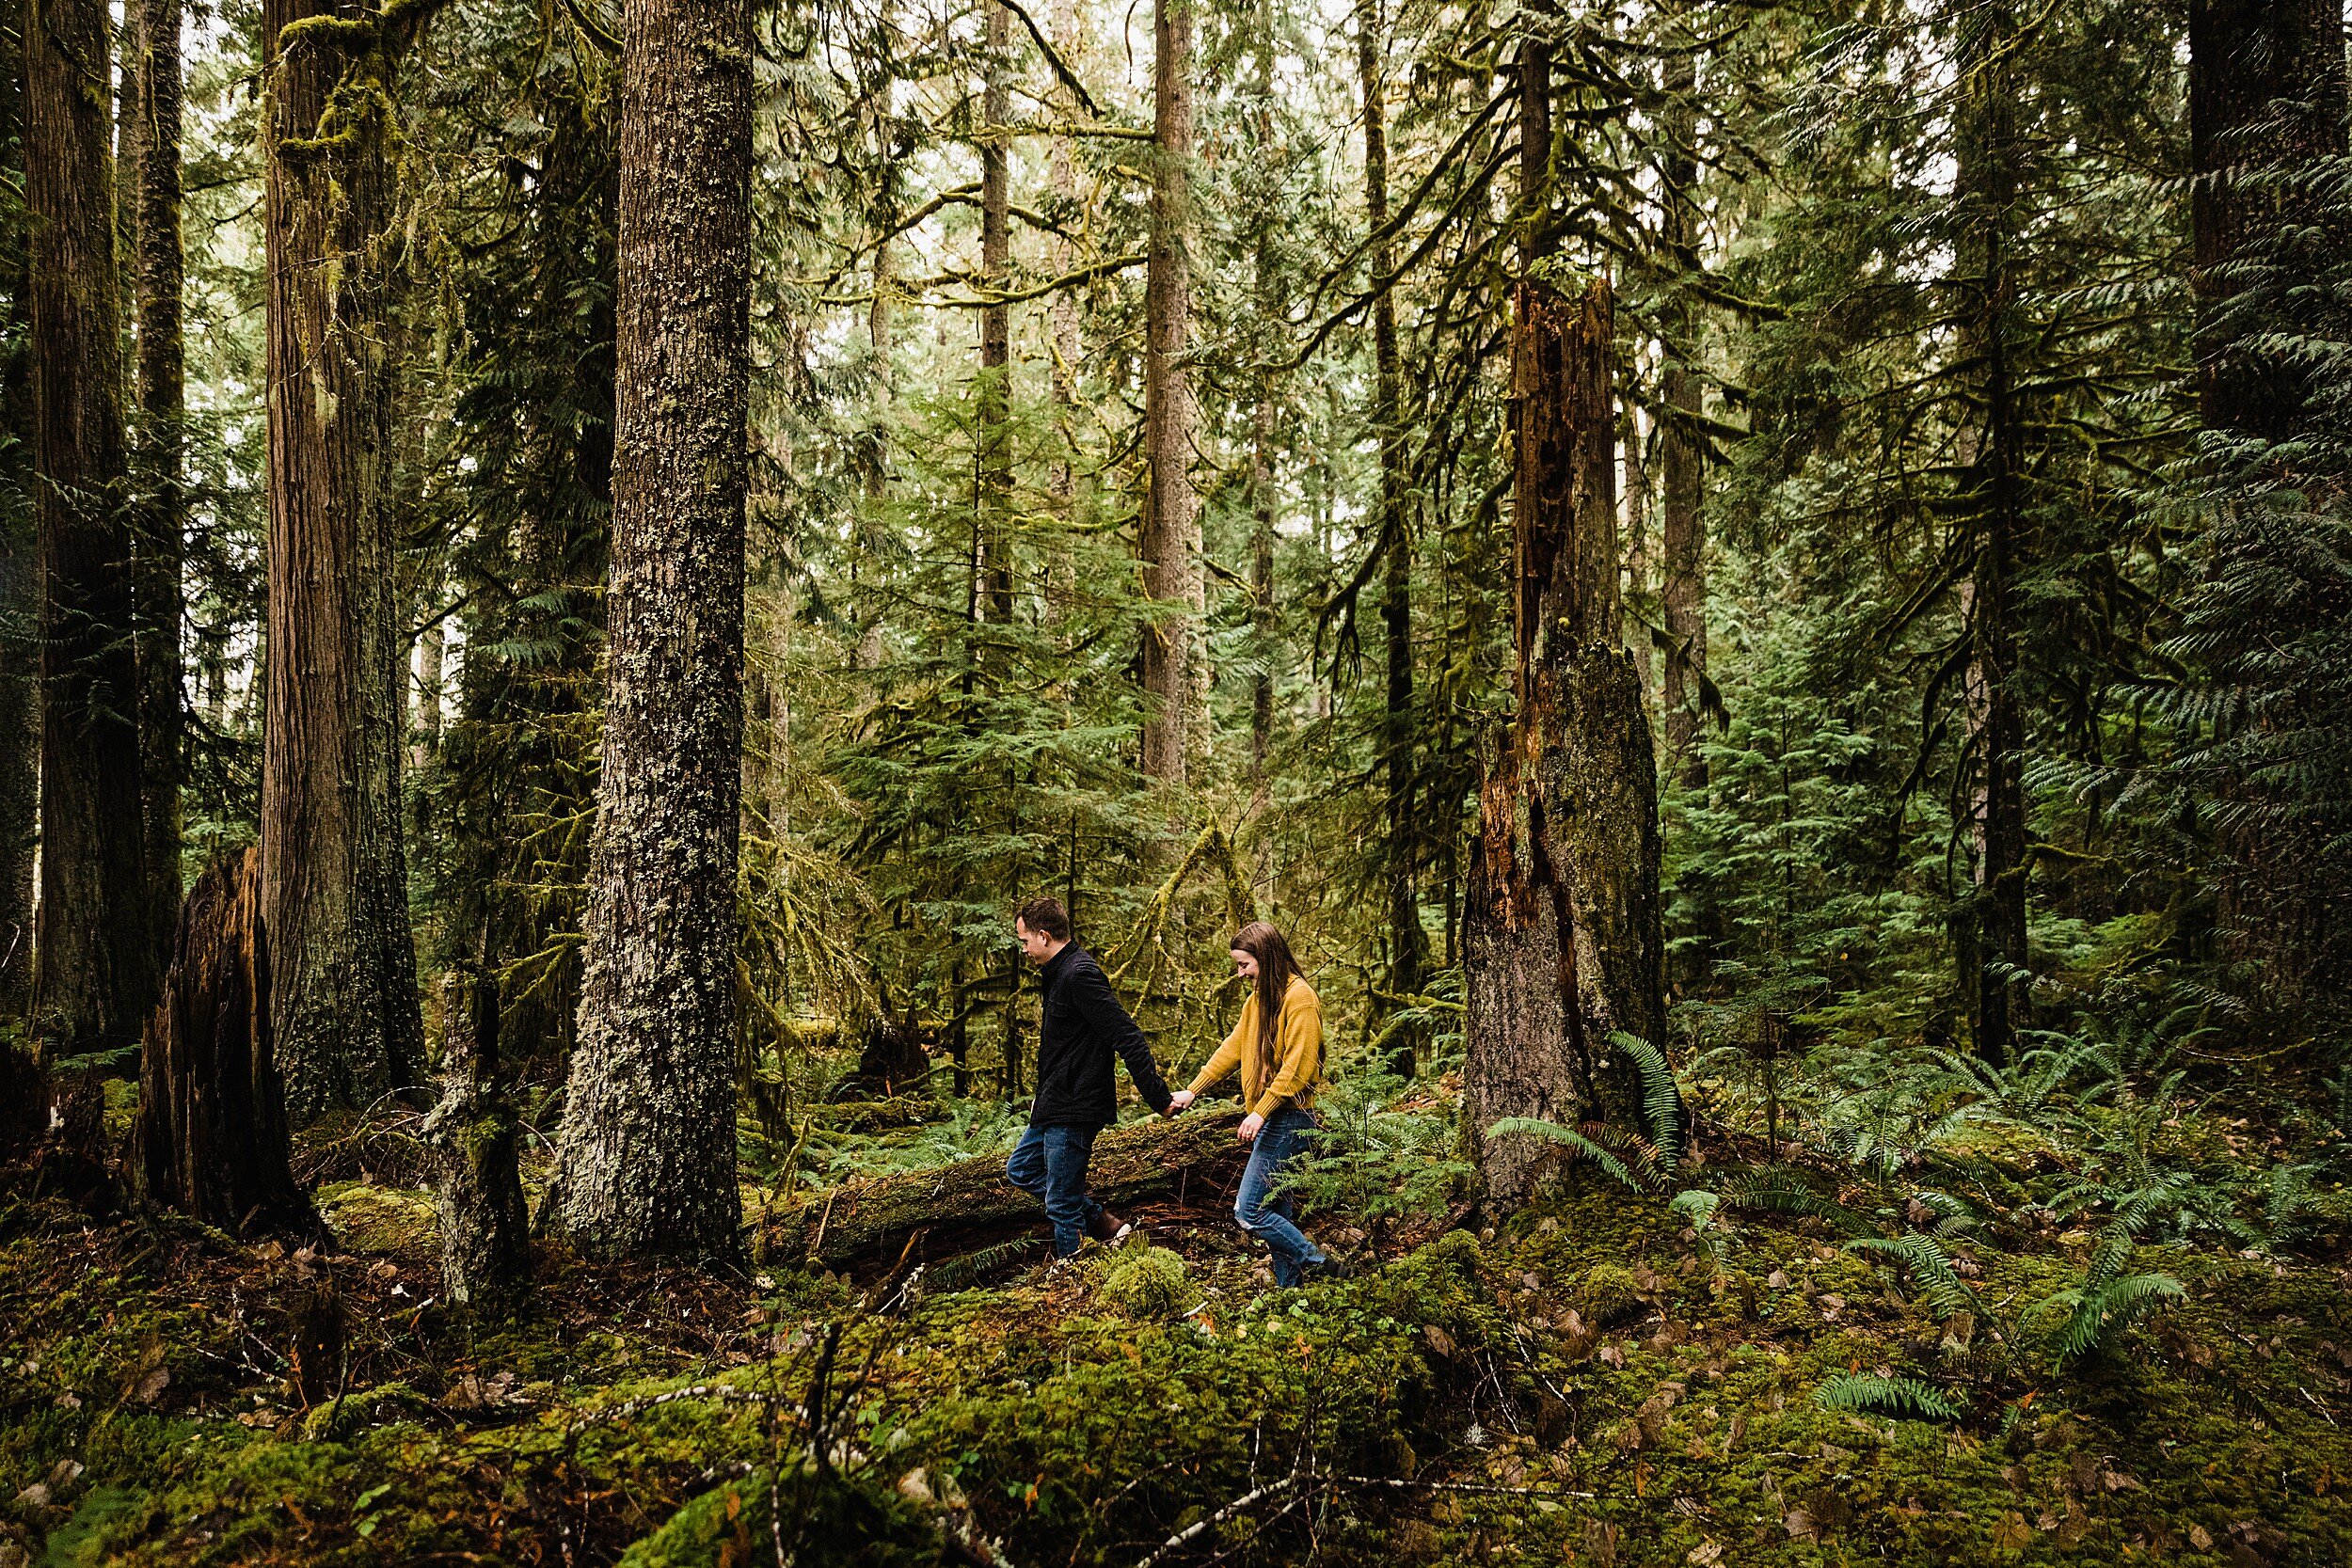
[421,964,531,1307]
[759,1108,1250,1275]
[129,847,323,1238]
[1465,274,1667,1205]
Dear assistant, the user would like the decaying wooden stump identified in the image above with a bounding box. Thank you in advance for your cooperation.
[829,1013,934,1101]
[421,964,531,1307]
[1464,275,1667,1204]
[760,1108,1250,1275]
[129,847,322,1237]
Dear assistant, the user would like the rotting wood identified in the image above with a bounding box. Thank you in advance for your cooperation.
[130,847,324,1240]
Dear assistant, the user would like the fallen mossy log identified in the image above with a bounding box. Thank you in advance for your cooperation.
[758,1107,1250,1274]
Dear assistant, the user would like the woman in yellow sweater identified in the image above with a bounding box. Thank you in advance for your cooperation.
[1168,922,1344,1286]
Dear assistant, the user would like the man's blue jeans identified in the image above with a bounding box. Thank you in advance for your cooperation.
[1006,1121,1104,1258]
[1234,1107,1328,1287]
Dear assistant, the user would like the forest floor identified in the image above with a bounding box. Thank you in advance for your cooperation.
[4,1087,2351,1567]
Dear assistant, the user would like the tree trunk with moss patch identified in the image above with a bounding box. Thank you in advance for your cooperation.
[423,965,530,1306]
[0,3,39,1023]
[1464,277,1665,1204]
[546,0,752,1264]
[1138,0,1199,784]
[261,0,433,1122]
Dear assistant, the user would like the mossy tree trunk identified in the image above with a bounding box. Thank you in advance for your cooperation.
[130,846,322,1238]
[1464,277,1665,1204]
[422,963,530,1306]
[1139,0,1199,785]
[1953,0,2027,1068]
[27,0,156,1054]
[547,0,753,1265]
[261,0,436,1121]
[762,1108,1249,1275]
[1361,0,1424,1075]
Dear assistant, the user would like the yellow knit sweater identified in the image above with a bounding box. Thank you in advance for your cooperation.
[1186,974,1324,1118]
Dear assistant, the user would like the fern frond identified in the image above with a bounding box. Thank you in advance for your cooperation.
[1718,1166,1875,1237]
[1611,1031,1685,1172]
[1845,1233,1978,1320]
[2040,1271,2185,1368]
[1812,1373,1967,1422]
[1486,1117,1646,1193]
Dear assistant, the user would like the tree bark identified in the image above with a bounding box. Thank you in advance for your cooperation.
[548,0,753,1264]
[130,847,323,1239]
[2188,0,2346,439]
[1362,0,1423,1070]
[1519,3,1553,264]
[979,0,1014,624]
[761,1108,1249,1275]
[422,962,531,1307]
[135,0,187,979]
[28,0,155,1053]
[1955,0,2027,1067]
[0,5,36,1022]
[1465,277,1666,1204]
[1658,40,1707,789]
[1045,0,1085,516]
[1139,0,1200,784]
[262,0,431,1120]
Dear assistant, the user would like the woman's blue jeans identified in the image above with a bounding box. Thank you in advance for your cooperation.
[1234,1107,1328,1287]
[1006,1121,1104,1258]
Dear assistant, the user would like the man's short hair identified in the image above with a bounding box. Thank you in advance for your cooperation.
[1015,895,1072,941]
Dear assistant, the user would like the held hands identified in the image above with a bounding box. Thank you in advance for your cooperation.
[1236,1112,1263,1146]
[1164,1089,1197,1117]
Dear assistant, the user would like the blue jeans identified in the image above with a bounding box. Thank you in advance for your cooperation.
[1006,1122,1105,1258]
[1234,1107,1328,1287]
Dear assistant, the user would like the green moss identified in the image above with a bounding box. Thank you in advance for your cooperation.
[1094,1244,1189,1319]
[314,1180,437,1255]
[1580,1261,1643,1323]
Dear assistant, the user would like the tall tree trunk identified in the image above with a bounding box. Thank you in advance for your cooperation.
[548,0,753,1263]
[28,0,154,1053]
[1243,0,1279,862]
[1361,0,1422,1065]
[135,0,187,968]
[1518,3,1552,264]
[1955,0,2027,1067]
[262,0,430,1121]
[978,0,1014,624]
[1139,0,1199,784]
[0,5,38,1022]
[1045,0,1085,515]
[1464,277,1666,1203]
[2189,0,2346,439]
[412,618,444,768]
[1658,40,1707,789]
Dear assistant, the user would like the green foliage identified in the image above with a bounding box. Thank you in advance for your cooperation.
[1845,1234,1978,1322]
[1810,1373,1968,1424]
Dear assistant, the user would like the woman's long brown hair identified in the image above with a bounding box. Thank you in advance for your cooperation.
[1231,922,1303,1056]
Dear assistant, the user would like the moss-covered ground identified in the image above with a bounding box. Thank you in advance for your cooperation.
[5,1145,2349,1565]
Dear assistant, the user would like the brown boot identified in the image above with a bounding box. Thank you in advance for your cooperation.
[1087,1206,1134,1245]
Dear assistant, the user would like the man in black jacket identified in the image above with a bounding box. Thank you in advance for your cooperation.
[1006,895,1174,1258]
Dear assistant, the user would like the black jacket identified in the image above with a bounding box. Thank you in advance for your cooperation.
[1029,943,1173,1126]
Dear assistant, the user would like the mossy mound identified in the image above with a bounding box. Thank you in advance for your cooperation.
[314,1180,438,1256]
[1094,1243,1189,1318]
